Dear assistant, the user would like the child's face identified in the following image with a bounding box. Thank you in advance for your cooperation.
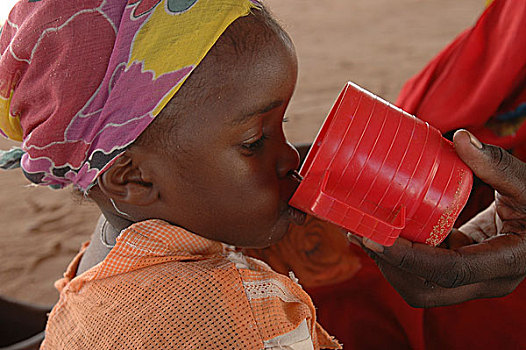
[142,18,302,248]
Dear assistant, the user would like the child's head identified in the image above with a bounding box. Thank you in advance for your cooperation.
[0,0,304,248]
[91,6,303,248]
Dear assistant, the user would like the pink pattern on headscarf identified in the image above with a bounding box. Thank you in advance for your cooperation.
[0,1,194,189]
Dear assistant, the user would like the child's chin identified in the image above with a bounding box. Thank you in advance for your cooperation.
[252,223,291,248]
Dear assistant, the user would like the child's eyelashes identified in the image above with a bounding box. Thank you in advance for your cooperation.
[240,117,287,155]
[241,134,268,155]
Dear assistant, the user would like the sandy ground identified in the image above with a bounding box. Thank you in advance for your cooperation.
[0,0,484,305]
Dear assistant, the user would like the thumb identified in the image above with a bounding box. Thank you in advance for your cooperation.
[453,129,526,200]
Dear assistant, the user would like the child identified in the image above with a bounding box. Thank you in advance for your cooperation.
[0,0,340,348]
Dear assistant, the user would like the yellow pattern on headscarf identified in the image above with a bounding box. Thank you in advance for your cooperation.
[129,0,255,116]
[0,90,23,141]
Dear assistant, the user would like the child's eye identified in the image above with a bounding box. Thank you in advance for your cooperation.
[241,134,268,155]
[282,116,289,123]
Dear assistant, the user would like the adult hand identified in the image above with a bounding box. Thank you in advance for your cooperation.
[349,129,526,308]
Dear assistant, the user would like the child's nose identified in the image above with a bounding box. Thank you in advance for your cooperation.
[276,141,300,178]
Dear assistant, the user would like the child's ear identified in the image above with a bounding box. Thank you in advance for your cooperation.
[97,153,158,207]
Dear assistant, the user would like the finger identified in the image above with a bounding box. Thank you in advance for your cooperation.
[374,257,477,308]
[376,257,523,307]
[453,130,526,200]
[375,234,526,288]
[457,203,498,242]
[442,229,474,249]
[347,232,362,247]
[372,257,441,308]
[362,237,384,253]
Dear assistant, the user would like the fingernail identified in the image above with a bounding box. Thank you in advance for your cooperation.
[362,238,385,253]
[466,130,483,150]
[346,232,362,246]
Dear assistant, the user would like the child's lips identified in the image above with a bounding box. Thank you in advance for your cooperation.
[287,170,306,224]
[288,205,307,225]
[290,170,303,184]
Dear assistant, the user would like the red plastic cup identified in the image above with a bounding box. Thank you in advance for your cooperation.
[289,82,473,246]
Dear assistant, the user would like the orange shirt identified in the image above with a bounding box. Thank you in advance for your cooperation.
[42,219,340,349]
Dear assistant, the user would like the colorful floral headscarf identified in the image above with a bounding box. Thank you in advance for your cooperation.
[0,0,257,190]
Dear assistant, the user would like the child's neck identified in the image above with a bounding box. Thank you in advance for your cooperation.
[75,211,132,276]
[101,209,134,238]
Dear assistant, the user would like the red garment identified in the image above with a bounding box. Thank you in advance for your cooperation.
[423,282,526,350]
[306,246,424,350]
[396,0,526,159]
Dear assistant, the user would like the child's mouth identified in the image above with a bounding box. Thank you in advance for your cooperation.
[287,170,306,224]
[290,170,303,183]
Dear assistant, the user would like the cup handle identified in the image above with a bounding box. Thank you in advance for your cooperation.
[318,171,406,230]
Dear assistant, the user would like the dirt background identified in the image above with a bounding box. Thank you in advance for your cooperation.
[0,0,485,306]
